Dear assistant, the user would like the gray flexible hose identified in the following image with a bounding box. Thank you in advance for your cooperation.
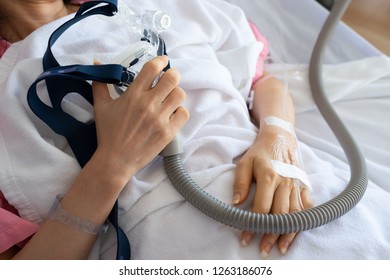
[162,0,368,234]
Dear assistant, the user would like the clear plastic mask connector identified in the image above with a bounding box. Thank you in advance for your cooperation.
[108,1,171,98]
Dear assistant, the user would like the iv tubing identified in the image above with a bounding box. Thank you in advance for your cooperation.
[162,0,368,234]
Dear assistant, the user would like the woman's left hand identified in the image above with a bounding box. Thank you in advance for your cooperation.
[232,126,313,257]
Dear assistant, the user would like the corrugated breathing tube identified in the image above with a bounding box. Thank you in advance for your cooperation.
[161,0,368,234]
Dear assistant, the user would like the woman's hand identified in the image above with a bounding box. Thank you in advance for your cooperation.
[233,126,313,257]
[92,56,189,186]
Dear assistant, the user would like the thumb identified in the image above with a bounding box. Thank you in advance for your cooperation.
[91,80,112,106]
[232,159,253,205]
[91,60,112,105]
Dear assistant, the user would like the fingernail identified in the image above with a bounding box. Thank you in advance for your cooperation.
[240,233,252,247]
[261,244,272,259]
[232,192,241,205]
[280,242,289,255]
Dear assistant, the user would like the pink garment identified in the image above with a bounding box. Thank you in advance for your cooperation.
[248,21,270,86]
[0,39,11,59]
[0,192,40,253]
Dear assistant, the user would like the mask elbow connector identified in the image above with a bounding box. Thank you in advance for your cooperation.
[160,135,183,157]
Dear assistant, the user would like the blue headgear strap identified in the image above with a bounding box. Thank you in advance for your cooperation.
[27,0,137,260]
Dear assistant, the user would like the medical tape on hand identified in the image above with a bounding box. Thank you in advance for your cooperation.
[271,160,312,191]
[264,116,295,135]
[265,116,312,191]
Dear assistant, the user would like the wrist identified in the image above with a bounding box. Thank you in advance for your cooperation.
[48,194,109,235]
[88,147,139,190]
[59,151,134,225]
[261,116,294,134]
[258,116,296,143]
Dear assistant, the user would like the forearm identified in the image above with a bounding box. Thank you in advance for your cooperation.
[12,151,129,260]
[250,73,295,130]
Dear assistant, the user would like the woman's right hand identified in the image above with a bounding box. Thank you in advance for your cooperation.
[5,56,189,260]
[91,56,189,186]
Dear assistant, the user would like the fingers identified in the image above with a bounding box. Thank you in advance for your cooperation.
[259,184,313,258]
[90,56,189,177]
[169,105,190,132]
[241,231,255,247]
[233,158,254,205]
[272,181,293,215]
[131,56,170,91]
[240,168,280,252]
[161,86,186,115]
[129,56,181,101]
[245,170,312,257]
[153,67,181,100]
[155,71,189,131]
[272,186,300,256]
[259,233,281,258]
[276,186,313,255]
[301,188,314,209]
[121,56,188,127]
[124,57,185,122]
[252,167,278,214]
[275,232,297,256]
[234,149,312,257]
[258,180,292,257]
[91,60,113,106]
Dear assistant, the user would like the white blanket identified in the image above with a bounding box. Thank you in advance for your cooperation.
[0,0,389,260]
